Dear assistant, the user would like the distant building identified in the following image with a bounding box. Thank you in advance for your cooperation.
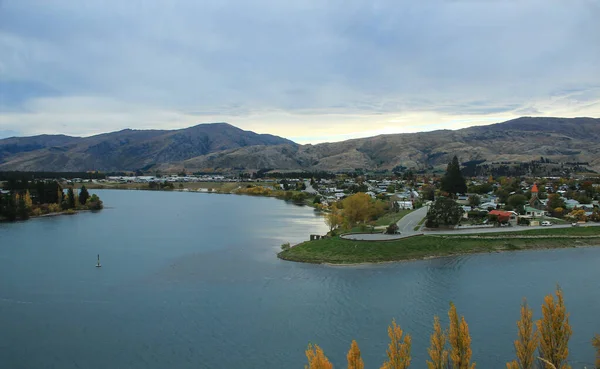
[489,210,519,226]
[528,183,544,210]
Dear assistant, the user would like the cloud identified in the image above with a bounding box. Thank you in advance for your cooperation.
[1,0,599,142]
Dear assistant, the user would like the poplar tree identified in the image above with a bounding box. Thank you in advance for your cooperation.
[507,300,538,369]
[427,316,448,369]
[347,340,364,369]
[448,303,475,369]
[305,343,333,369]
[381,319,412,369]
[67,187,76,209]
[592,334,600,368]
[536,287,572,369]
[79,185,90,205]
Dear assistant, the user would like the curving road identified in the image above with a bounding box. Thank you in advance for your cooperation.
[396,206,429,235]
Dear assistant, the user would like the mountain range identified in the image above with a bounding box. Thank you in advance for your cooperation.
[1,117,599,173]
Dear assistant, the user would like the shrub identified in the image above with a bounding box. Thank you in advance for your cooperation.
[386,223,399,234]
[281,242,291,251]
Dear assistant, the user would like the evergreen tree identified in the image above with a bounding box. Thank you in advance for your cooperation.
[4,194,17,221]
[441,156,467,196]
[67,187,76,209]
[79,185,90,205]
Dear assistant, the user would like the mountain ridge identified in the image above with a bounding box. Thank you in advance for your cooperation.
[1,117,599,172]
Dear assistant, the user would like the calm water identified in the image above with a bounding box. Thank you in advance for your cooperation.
[1,190,599,368]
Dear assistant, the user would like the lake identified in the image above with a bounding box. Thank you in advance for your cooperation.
[1,190,599,368]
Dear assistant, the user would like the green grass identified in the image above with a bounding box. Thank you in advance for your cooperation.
[414,217,427,231]
[445,226,600,237]
[278,228,600,264]
[373,209,413,226]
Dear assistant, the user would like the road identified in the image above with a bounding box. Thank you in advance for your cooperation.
[396,206,429,235]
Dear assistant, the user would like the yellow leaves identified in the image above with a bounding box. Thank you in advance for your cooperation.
[536,287,572,369]
[448,303,475,369]
[427,316,448,369]
[381,319,412,369]
[23,190,33,209]
[325,204,344,232]
[591,334,599,368]
[306,343,333,369]
[507,300,538,369]
[347,340,364,369]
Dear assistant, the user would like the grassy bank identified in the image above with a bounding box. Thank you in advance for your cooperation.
[278,228,600,264]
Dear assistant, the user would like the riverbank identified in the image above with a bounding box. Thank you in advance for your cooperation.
[278,227,600,264]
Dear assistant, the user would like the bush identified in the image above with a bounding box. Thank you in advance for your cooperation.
[281,242,291,251]
[385,223,399,234]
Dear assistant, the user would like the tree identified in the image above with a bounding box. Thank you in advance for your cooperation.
[342,193,374,226]
[448,303,475,369]
[79,185,90,205]
[17,193,30,220]
[347,340,364,369]
[536,287,572,369]
[506,300,538,369]
[425,197,463,228]
[86,194,104,210]
[546,194,566,212]
[468,195,480,207]
[325,204,343,232]
[381,319,412,369]
[441,156,467,196]
[422,186,436,201]
[427,316,448,369]
[507,194,527,214]
[592,334,599,369]
[67,187,76,209]
[305,343,333,369]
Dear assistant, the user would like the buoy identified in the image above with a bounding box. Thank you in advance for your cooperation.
[96,254,102,268]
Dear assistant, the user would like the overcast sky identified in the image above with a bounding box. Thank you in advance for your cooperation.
[1,0,599,143]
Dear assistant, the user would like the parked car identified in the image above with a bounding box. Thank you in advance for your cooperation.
[572,222,580,227]
[541,221,553,226]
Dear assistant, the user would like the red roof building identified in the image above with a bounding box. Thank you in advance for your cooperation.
[489,210,518,224]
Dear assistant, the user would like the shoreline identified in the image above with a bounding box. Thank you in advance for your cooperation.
[277,230,600,265]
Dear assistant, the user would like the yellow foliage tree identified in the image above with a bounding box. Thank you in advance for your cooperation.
[592,334,600,368]
[427,316,448,369]
[342,193,374,226]
[347,340,364,369]
[325,204,344,232]
[306,343,333,369]
[506,300,538,369]
[23,190,33,209]
[536,287,572,369]
[381,319,412,369]
[448,303,475,369]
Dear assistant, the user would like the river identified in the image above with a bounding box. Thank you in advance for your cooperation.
[1,190,598,368]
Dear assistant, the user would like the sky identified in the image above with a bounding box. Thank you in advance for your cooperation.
[1,0,599,144]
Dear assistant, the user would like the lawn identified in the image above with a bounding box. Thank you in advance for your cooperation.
[373,209,413,226]
[278,227,600,264]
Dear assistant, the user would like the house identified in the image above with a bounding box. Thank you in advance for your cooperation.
[524,206,547,218]
[565,199,580,210]
[395,201,413,210]
[489,210,519,226]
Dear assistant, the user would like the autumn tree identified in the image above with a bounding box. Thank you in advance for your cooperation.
[448,303,475,369]
[342,193,374,226]
[536,287,572,369]
[506,300,538,369]
[592,334,600,368]
[305,343,333,369]
[325,204,343,233]
[441,156,467,197]
[381,319,412,369]
[427,316,448,369]
[347,340,364,369]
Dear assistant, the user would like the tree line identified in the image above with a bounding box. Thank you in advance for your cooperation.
[304,288,600,369]
[0,171,106,181]
[0,180,102,221]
